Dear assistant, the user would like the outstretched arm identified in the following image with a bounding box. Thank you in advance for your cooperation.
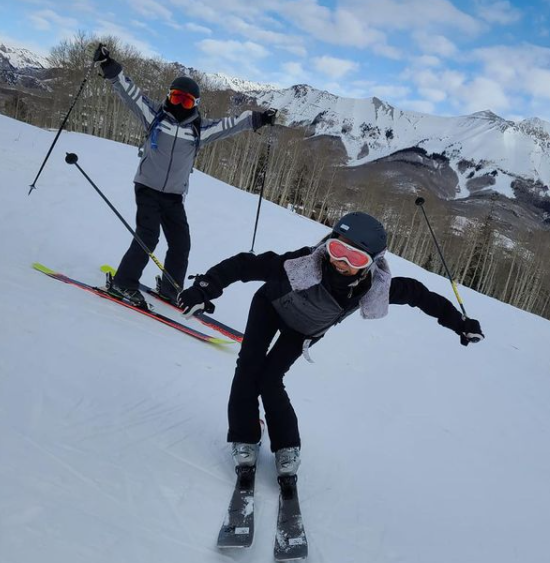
[390,276,484,345]
[94,44,159,130]
[177,247,311,317]
[199,109,277,147]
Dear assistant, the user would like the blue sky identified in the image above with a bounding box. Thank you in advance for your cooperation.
[1,0,550,121]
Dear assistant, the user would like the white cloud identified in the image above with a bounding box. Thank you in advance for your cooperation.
[128,0,173,21]
[279,1,396,52]
[28,9,79,32]
[418,87,447,102]
[475,0,523,25]
[223,15,307,55]
[524,68,550,100]
[94,20,160,58]
[165,21,185,31]
[282,61,306,77]
[312,55,359,79]
[341,0,483,34]
[279,61,311,86]
[169,1,307,57]
[368,84,412,99]
[130,20,158,35]
[198,39,269,62]
[413,55,442,67]
[414,32,457,57]
[185,22,212,35]
[472,44,550,100]
[459,76,510,113]
[15,0,55,6]
[279,44,308,58]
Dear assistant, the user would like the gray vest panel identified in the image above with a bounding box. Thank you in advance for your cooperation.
[272,284,358,337]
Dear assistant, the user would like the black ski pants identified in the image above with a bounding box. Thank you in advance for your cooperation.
[113,184,190,299]
[227,288,309,452]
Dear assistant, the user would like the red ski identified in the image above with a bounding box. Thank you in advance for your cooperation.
[33,263,234,346]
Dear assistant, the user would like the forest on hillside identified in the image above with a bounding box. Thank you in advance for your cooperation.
[4,32,550,320]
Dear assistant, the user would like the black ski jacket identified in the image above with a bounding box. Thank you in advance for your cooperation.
[196,246,466,337]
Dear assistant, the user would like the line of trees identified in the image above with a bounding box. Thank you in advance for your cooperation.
[4,33,550,320]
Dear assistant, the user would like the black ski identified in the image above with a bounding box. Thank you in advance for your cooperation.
[217,465,257,548]
[274,475,308,561]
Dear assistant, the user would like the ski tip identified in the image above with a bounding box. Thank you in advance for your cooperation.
[100,264,116,275]
[210,337,236,346]
[32,262,55,274]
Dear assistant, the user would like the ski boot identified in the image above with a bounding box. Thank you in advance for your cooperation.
[231,420,265,468]
[155,275,178,305]
[232,442,259,467]
[275,447,301,476]
[105,272,148,310]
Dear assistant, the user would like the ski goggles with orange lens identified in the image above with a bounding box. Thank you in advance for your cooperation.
[325,238,373,269]
[168,89,199,109]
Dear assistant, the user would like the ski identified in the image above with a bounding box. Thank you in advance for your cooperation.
[217,465,257,549]
[99,264,244,342]
[32,263,233,346]
[274,475,308,561]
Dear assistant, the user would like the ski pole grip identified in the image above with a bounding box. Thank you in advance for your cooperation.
[415,197,425,206]
[65,153,78,165]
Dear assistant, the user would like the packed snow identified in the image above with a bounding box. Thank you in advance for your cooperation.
[1,114,550,563]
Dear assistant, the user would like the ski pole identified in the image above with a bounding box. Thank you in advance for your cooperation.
[29,54,99,195]
[65,153,183,294]
[250,137,272,253]
[415,197,469,317]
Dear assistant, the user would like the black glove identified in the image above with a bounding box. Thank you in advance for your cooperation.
[93,44,122,79]
[93,44,110,64]
[460,317,484,346]
[176,287,215,318]
[252,108,278,130]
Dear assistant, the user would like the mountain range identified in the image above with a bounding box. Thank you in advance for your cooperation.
[2,42,549,231]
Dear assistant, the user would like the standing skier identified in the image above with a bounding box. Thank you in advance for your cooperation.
[93,44,277,307]
[176,211,484,476]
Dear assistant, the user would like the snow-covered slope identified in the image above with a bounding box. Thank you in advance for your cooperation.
[1,114,550,563]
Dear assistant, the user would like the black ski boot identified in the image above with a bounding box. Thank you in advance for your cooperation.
[105,272,148,310]
[155,275,178,305]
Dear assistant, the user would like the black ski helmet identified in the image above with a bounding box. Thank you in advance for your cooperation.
[332,212,387,257]
[169,76,200,99]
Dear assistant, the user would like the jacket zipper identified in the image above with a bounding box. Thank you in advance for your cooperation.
[161,123,179,192]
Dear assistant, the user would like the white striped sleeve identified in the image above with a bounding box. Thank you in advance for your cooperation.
[200,112,254,146]
[111,71,158,128]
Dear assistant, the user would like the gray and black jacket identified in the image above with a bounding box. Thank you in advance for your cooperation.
[193,246,466,338]
[104,65,258,197]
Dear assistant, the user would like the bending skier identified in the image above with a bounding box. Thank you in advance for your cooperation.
[93,44,277,307]
[176,211,485,476]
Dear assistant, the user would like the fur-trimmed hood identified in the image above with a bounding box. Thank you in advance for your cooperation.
[283,245,392,319]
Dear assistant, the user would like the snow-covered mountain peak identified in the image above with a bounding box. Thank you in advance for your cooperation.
[199,71,278,93]
[0,43,48,69]
[242,82,550,198]
[470,109,503,121]
[520,117,550,138]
